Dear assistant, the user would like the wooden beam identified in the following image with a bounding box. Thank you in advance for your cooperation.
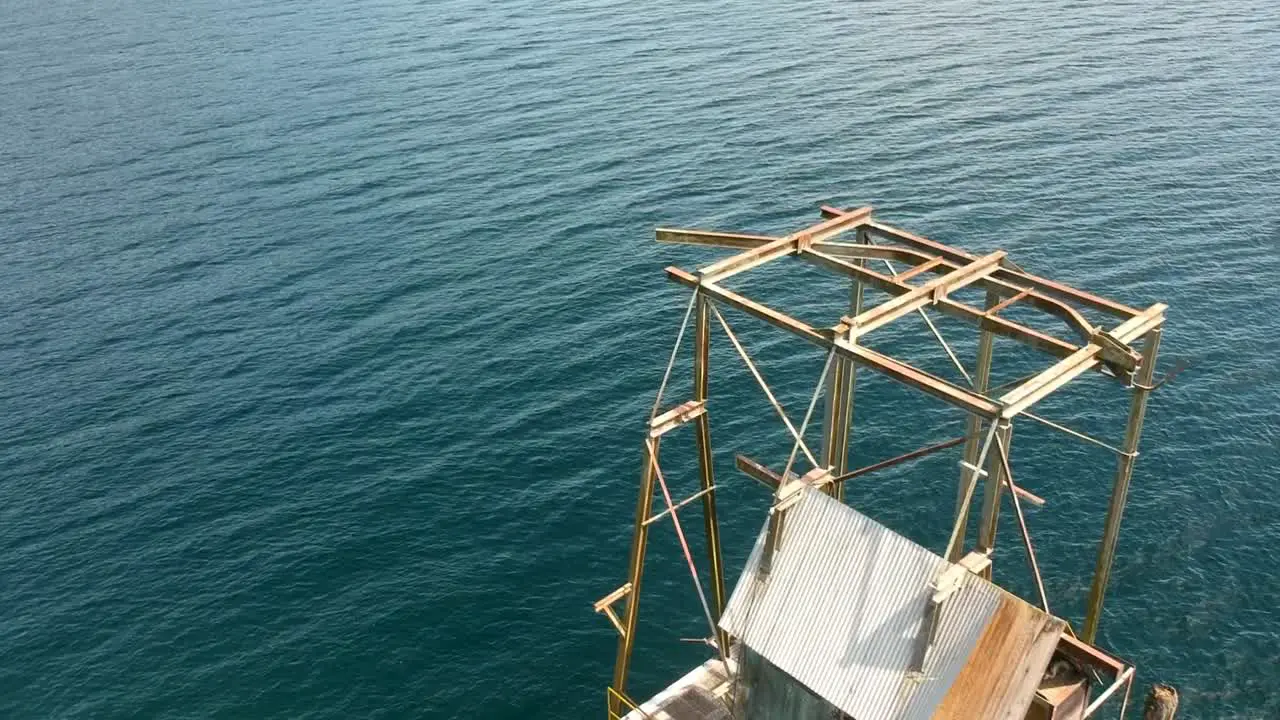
[735,454,786,490]
[666,266,1003,418]
[611,438,660,698]
[697,235,798,281]
[986,288,1031,316]
[842,251,1006,340]
[833,436,965,484]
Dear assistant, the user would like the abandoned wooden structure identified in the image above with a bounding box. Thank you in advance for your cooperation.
[596,205,1170,719]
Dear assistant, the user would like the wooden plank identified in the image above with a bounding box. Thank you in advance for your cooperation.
[666,266,1003,418]
[932,597,1067,720]
[655,228,779,249]
[819,205,1142,319]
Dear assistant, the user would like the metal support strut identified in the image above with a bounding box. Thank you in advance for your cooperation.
[1083,327,1163,642]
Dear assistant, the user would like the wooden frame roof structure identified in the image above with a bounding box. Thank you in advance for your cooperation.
[599,205,1167,720]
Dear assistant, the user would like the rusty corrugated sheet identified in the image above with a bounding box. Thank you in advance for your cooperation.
[719,488,1065,720]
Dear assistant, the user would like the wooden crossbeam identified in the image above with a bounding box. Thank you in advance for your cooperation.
[666,267,1002,418]
[1000,303,1167,418]
[841,251,1006,340]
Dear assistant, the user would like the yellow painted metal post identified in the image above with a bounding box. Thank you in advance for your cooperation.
[1083,327,1163,643]
[609,439,659,715]
[825,232,865,503]
[692,295,729,652]
[977,420,1012,576]
[950,289,999,561]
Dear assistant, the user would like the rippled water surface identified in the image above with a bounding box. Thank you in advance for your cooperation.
[3,0,1279,717]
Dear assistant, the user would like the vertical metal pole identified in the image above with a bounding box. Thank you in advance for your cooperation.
[692,295,729,652]
[977,420,1012,575]
[610,439,660,713]
[825,229,865,503]
[950,289,999,561]
[1083,327,1163,643]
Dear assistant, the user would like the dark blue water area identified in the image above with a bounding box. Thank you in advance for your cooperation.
[1,0,1278,717]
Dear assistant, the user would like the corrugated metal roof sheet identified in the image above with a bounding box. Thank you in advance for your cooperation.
[720,487,1065,720]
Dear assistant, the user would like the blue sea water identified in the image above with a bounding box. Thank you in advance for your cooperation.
[2,0,1279,717]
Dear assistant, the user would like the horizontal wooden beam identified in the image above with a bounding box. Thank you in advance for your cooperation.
[696,234,797,282]
[666,267,1003,418]
[819,205,1141,319]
